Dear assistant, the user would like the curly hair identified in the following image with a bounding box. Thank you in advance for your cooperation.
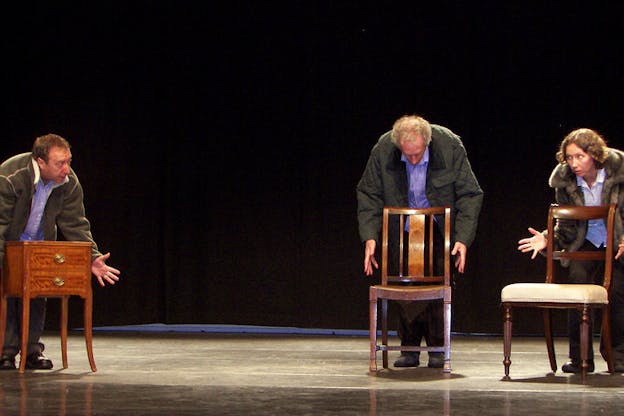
[555,128,608,168]
[390,115,432,147]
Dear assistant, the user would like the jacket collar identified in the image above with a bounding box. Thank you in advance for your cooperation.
[31,157,41,185]
[30,157,69,187]
[388,137,447,171]
[428,138,446,170]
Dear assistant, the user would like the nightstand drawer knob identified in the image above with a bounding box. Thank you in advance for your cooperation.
[53,277,65,286]
[54,253,66,264]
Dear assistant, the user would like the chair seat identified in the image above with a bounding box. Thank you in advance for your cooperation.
[371,284,449,300]
[501,283,608,304]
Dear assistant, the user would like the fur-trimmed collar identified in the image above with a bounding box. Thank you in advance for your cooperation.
[549,147,624,192]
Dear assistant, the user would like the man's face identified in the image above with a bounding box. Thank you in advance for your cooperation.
[38,146,72,184]
[399,134,427,165]
[565,143,596,180]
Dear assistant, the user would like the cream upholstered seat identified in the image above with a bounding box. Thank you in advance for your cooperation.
[502,283,608,304]
[501,204,616,381]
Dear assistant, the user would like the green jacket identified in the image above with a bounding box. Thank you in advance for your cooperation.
[356,124,483,246]
[0,152,101,265]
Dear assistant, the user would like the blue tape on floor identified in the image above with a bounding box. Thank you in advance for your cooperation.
[91,323,398,336]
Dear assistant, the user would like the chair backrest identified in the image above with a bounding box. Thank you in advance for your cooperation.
[546,204,616,290]
[381,206,451,286]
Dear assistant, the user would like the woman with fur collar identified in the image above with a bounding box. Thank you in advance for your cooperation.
[518,128,624,374]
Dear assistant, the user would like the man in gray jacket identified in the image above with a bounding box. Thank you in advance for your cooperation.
[0,133,120,370]
[357,115,483,368]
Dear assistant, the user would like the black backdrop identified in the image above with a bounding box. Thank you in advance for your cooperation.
[3,2,624,335]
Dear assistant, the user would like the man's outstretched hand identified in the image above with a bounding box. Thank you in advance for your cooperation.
[91,253,121,287]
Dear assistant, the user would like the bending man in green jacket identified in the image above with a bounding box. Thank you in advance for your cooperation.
[357,115,483,368]
[0,133,121,370]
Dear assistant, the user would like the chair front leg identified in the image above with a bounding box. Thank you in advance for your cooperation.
[369,293,378,373]
[580,305,590,381]
[503,304,512,379]
[381,298,388,369]
[443,300,452,373]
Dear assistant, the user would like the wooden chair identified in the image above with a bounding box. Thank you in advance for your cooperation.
[501,204,616,381]
[369,206,452,373]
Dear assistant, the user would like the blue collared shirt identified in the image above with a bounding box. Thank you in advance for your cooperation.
[402,147,431,209]
[20,160,67,241]
[577,168,607,248]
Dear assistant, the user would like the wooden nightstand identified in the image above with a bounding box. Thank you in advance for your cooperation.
[0,241,96,372]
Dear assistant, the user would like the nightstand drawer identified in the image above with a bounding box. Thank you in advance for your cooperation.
[29,272,89,294]
[29,246,91,271]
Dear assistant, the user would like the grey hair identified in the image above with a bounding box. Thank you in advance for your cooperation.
[390,115,432,147]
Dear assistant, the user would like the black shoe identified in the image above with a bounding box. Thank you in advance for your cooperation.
[427,353,445,368]
[393,352,420,367]
[562,360,594,374]
[0,355,16,370]
[25,352,53,370]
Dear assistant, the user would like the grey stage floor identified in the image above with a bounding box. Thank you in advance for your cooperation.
[0,330,623,415]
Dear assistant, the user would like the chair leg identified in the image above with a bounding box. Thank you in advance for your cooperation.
[381,299,388,369]
[369,293,378,372]
[601,305,614,373]
[443,300,451,373]
[61,296,69,369]
[503,304,512,379]
[84,294,97,372]
[543,309,557,372]
[580,305,590,382]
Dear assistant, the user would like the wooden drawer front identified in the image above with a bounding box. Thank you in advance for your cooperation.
[28,247,90,294]
[30,271,88,293]
[29,246,91,271]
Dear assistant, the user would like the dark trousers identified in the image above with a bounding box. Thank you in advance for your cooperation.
[390,220,445,351]
[567,240,624,362]
[397,300,444,348]
[2,298,47,358]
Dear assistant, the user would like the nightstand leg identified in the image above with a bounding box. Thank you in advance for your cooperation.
[0,295,6,356]
[61,296,69,368]
[19,296,30,373]
[84,294,96,372]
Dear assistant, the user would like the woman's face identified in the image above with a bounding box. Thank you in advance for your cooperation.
[565,143,597,180]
